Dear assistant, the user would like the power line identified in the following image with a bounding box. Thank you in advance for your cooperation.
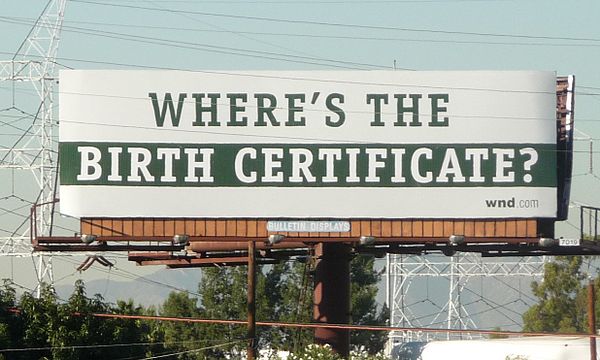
[0,338,239,354]
[70,0,600,43]
[50,85,566,121]
[0,49,586,99]
[4,15,597,49]
[35,309,600,339]
[138,340,245,360]
[3,112,591,156]
[54,118,584,153]
[51,256,204,299]
[144,0,333,71]
[0,16,387,70]
[95,0,524,3]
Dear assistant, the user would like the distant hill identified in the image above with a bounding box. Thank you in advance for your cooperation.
[55,268,202,307]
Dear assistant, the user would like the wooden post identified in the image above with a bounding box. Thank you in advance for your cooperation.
[313,242,350,358]
[590,279,597,360]
[247,240,256,360]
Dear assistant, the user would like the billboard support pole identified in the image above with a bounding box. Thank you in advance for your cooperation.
[313,243,350,358]
[247,240,256,360]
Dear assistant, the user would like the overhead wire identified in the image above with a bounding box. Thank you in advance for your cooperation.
[0,8,600,124]
[10,0,53,60]
[50,118,594,159]
[0,16,388,70]
[460,285,525,319]
[580,85,600,91]
[95,0,527,4]
[3,15,598,49]
[0,339,242,355]
[70,0,600,44]
[402,257,539,329]
[137,340,245,360]
[51,255,203,298]
[488,275,538,304]
[42,88,599,125]
[144,0,336,69]
[0,49,595,100]
[82,311,600,339]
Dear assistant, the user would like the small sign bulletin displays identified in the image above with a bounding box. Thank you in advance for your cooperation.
[59,70,557,219]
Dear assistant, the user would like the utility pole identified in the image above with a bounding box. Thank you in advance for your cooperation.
[247,240,256,360]
[589,278,597,360]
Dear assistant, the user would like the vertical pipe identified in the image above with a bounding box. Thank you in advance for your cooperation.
[247,240,256,360]
[447,254,458,340]
[313,243,350,358]
[590,209,598,241]
[590,140,594,174]
[386,253,392,350]
[591,209,594,240]
[581,206,584,239]
[30,206,35,245]
[589,279,597,360]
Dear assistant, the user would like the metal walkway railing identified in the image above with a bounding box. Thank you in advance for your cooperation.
[580,206,600,241]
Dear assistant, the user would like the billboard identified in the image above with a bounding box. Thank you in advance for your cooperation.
[59,70,557,218]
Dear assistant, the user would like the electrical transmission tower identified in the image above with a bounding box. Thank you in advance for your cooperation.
[386,253,545,346]
[0,0,67,295]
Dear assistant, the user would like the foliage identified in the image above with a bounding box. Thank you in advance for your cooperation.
[276,261,314,352]
[522,256,600,336]
[0,279,19,360]
[0,252,387,359]
[176,254,388,357]
[285,344,387,360]
[19,283,61,359]
[522,256,586,333]
[0,279,160,360]
[349,255,388,354]
[196,266,253,359]
[287,344,343,360]
[158,291,209,360]
[350,347,389,360]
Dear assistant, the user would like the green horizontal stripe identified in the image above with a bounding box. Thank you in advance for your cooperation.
[59,142,557,188]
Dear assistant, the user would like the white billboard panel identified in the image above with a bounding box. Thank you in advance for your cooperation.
[59,70,557,218]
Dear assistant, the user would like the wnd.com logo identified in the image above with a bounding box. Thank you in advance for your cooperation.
[485,197,540,209]
[485,197,516,208]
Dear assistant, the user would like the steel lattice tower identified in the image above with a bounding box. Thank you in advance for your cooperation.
[386,253,545,348]
[0,0,67,296]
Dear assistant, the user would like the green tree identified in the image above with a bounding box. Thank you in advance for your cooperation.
[198,266,250,358]
[158,291,207,359]
[523,256,586,333]
[287,344,343,360]
[110,299,158,359]
[54,279,118,359]
[0,280,20,360]
[0,253,387,359]
[350,255,388,354]
[19,283,60,359]
[277,261,314,353]
[276,255,388,354]
[11,280,156,360]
